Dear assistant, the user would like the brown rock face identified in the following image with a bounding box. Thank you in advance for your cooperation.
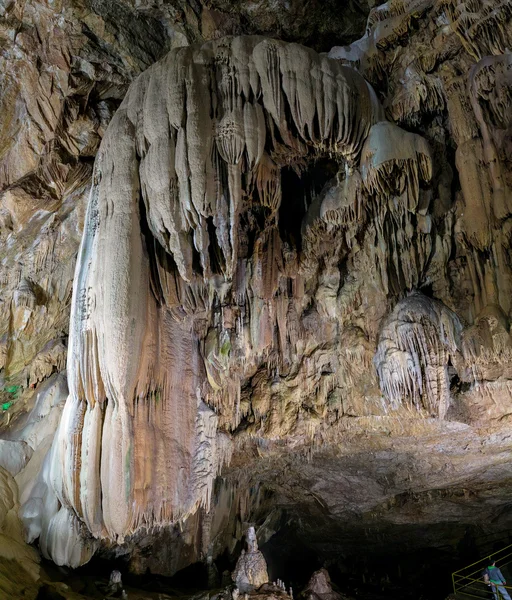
[301,569,346,600]
[0,0,511,593]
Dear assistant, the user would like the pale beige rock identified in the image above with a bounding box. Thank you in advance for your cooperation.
[232,527,269,592]
[27,35,395,566]
[301,569,343,600]
[375,292,463,418]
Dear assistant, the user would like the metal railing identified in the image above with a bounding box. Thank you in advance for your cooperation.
[452,543,512,598]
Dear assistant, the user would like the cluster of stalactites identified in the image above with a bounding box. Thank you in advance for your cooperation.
[470,54,512,132]
[442,0,512,59]
[303,120,432,260]
[361,121,432,213]
[28,36,399,569]
[469,54,512,220]
[328,0,435,82]
[320,165,365,227]
[461,304,512,381]
[374,292,463,418]
[13,278,37,311]
[453,52,512,251]
[123,36,384,285]
[387,64,445,127]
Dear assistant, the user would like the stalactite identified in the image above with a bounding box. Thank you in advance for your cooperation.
[461,304,512,381]
[361,121,432,212]
[468,54,512,221]
[320,167,365,226]
[387,64,445,127]
[374,292,463,418]
[2,0,512,584]
[443,0,512,59]
[13,278,37,311]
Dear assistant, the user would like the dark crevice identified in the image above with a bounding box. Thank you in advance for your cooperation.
[190,230,204,278]
[206,216,226,276]
[279,158,338,253]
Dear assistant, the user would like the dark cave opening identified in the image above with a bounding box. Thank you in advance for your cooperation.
[278,158,339,253]
[36,522,512,600]
[41,553,210,598]
[207,216,227,276]
[255,523,512,600]
[259,525,323,588]
[278,167,309,253]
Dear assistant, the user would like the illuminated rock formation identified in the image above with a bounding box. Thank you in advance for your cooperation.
[12,30,441,566]
[301,569,343,600]
[232,526,269,592]
[0,0,511,587]
[21,34,405,566]
[374,292,463,418]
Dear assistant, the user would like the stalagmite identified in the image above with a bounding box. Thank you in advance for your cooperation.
[232,526,269,592]
[300,569,342,600]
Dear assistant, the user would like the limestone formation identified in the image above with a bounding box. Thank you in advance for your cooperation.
[374,292,463,418]
[300,569,343,600]
[0,465,41,597]
[0,0,511,589]
[232,527,269,592]
[106,570,123,597]
[19,34,434,566]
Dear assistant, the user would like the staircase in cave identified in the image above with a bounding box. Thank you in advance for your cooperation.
[453,544,512,599]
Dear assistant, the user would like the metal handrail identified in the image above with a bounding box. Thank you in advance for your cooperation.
[452,543,512,598]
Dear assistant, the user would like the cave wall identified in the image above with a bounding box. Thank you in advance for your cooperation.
[0,0,511,588]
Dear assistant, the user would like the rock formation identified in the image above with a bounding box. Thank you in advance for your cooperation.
[106,570,124,597]
[0,465,40,597]
[374,292,463,419]
[300,569,345,600]
[232,527,269,592]
[0,0,510,594]
[20,33,432,566]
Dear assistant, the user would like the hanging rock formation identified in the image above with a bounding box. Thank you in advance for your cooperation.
[0,0,511,589]
[374,292,463,419]
[19,34,435,566]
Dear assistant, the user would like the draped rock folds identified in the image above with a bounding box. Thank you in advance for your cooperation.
[374,292,463,419]
[132,36,385,282]
[21,35,437,567]
[0,0,510,581]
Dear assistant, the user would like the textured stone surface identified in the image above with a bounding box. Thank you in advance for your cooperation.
[0,0,510,595]
[232,527,269,592]
[300,569,347,600]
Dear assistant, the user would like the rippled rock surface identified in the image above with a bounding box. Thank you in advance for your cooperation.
[0,0,511,595]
